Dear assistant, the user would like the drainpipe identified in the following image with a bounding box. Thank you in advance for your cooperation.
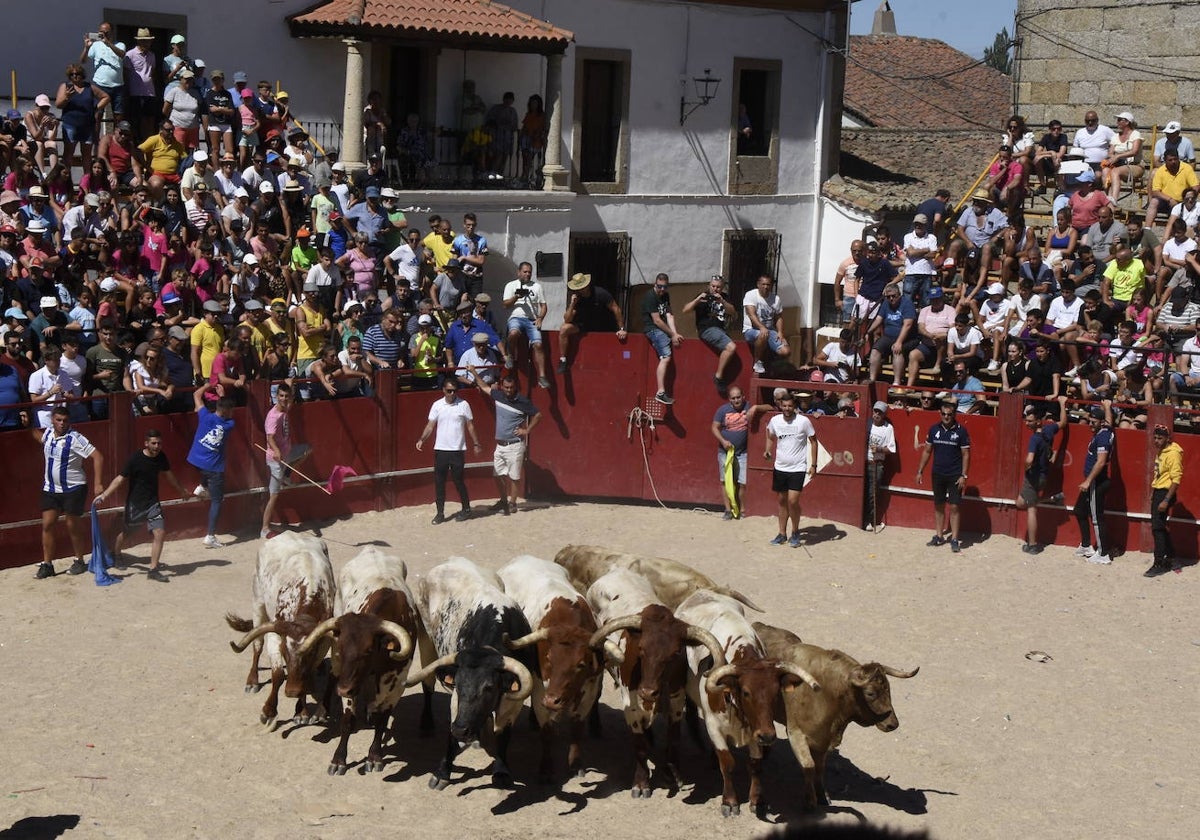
[805,8,835,335]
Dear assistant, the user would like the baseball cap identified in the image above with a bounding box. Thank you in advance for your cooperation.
[193,149,209,162]
[170,34,185,44]
[4,108,18,120]
[1115,110,1134,123]
[928,286,944,299]
[178,68,195,79]
[240,89,254,100]
[364,186,381,199]
[1153,424,1171,436]
[35,94,51,108]
[417,314,433,326]
[84,193,101,207]
[162,290,181,305]
[233,187,249,199]
[259,181,275,194]
[233,71,248,83]
[40,296,59,308]
[194,59,205,69]
[328,210,342,221]
[987,282,1006,295]
[99,278,119,293]
[276,90,289,100]
[1087,405,1106,420]
[1165,120,1182,134]
[872,401,888,414]
[1076,169,1095,183]
[243,253,259,266]
[472,332,489,344]
[210,69,225,79]
[296,227,311,237]
[380,187,398,199]
[4,306,28,320]
[913,213,928,224]
[331,162,346,172]
[168,326,189,340]
[203,300,223,313]
[342,299,363,314]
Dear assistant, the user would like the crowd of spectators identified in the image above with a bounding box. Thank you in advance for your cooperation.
[0,22,543,431]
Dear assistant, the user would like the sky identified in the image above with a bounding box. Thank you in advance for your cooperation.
[849,0,1018,59]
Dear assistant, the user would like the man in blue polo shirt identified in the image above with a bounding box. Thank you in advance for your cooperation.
[1073,401,1115,565]
[866,282,915,384]
[914,400,971,552]
[443,300,504,368]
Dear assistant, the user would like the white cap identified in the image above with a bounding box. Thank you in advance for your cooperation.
[233,187,249,199]
[243,253,259,266]
[99,278,119,292]
[342,299,364,314]
[170,34,185,45]
[418,314,433,325]
[259,181,275,193]
[380,187,398,198]
[1165,120,1182,133]
[987,282,1006,295]
[193,149,208,162]
[331,162,346,172]
[40,295,59,308]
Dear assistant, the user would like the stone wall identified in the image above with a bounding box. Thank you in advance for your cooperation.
[1014,0,1200,130]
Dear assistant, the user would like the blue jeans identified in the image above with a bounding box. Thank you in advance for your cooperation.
[200,469,224,535]
[904,274,934,308]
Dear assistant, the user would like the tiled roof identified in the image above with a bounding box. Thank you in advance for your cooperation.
[844,35,1012,130]
[289,0,573,48]
[822,128,1001,214]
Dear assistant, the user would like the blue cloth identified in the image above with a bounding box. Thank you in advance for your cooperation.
[89,503,121,585]
[444,316,501,362]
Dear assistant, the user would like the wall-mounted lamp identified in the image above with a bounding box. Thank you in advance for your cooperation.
[679,69,721,125]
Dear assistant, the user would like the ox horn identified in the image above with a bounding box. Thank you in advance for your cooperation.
[685,625,727,670]
[504,628,549,650]
[377,620,414,662]
[881,664,919,679]
[588,614,642,650]
[499,655,535,702]
[601,640,624,665]
[704,663,740,696]
[778,661,821,692]
[229,621,278,653]
[296,617,340,657]
[405,652,459,687]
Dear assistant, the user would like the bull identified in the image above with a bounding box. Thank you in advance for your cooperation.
[406,557,536,791]
[554,544,763,611]
[295,547,430,775]
[586,568,725,798]
[225,532,338,728]
[753,622,919,811]
[675,590,819,818]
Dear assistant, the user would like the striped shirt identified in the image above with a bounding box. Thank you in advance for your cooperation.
[362,323,407,367]
[42,429,96,493]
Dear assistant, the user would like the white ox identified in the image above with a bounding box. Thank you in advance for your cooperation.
[675,590,819,818]
[226,532,338,727]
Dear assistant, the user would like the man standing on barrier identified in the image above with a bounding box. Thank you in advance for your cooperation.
[1145,424,1183,578]
[914,401,971,553]
[1073,401,1115,565]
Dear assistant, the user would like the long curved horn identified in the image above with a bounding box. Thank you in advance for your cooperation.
[296,617,339,657]
[229,621,278,653]
[601,640,624,665]
[499,655,534,701]
[405,651,459,687]
[685,625,727,669]
[704,663,740,696]
[588,614,642,649]
[778,661,821,692]
[504,627,549,650]
[881,664,919,679]
[377,619,414,662]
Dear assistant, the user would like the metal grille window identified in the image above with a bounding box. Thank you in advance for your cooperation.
[723,230,781,305]
[569,232,631,317]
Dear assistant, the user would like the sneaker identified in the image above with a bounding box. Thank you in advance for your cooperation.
[722,511,734,521]
[489,500,510,516]
[1047,492,1065,505]
[788,532,803,548]
[1144,561,1172,578]
[431,512,446,525]
[66,559,88,575]
[769,533,787,546]
[454,508,472,522]
[1064,366,1078,378]
[1085,553,1112,565]
[654,391,674,405]
[147,568,170,582]
[203,534,224,549]
[193,484,210,500]
[753,361,765,375]
[537,376,551,389]
[504,356,514,369]
[1074,545,1095,557]
[986,360,1000,373]
[556,359,568,374]
[35,562,55,579]
[874,522,886,534]
[926,535,945,547]
[950,539,961,553]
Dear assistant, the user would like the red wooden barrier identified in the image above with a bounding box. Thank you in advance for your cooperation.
[1,333,1197,569]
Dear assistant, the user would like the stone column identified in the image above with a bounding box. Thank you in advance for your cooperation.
[341,39,367,173]
[542,52,569,191]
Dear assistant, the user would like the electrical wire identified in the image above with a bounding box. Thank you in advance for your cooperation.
[1017,18,1195,82]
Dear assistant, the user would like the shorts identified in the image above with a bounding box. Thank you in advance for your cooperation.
[123,502,165,533]
[772,469,807,493]
[493,440,526,479]
[873,334,902,355]
[268,443,312,494]
[507,316,542,344]
[852,294,881,322]
[62,121,94,144]
[295,357,317,376]
[1019,475,1045,506]
[931,473,963,505]
[153,171,181,184]
[209,124,233,135]
[744,327,785,353]
[41,486,86,516]
[904,338,937,362]
[239,130,260,148]
[173,125,201,149]
[646,327,673,358]
[98,84,125,116]
[719,449,748,486]
[700,326,733,351]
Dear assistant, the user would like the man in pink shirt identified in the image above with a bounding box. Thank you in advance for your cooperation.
[260,382,311,538]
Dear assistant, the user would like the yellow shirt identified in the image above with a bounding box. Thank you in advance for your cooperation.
[295,303,326,362]
[190,319,225,378]
[423,231,456,270]
[1151,164,1199,202]
[1152,441,1183,490]
[138,134,185,176]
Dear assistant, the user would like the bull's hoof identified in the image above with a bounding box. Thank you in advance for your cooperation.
[573,766,588,779]
[244,683,260,694]
[491,771,514,789]
[662,765,681,789]
[328,764,347,776]
[260,712,275,725]
[631,786,652,799]
[369,760,386,773]
[428,775,450,791]
[721,803,740,817]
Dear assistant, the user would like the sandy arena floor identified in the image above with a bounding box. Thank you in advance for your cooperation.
[2,501,1197,839]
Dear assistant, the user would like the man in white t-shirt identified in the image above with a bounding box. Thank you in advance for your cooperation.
[1168,333,1200,406]
[742,274,789,375]
[1073,111,1115,168]
[28,346,78,428]
[1046,283,1085,368]
[415,379,481,524]
[866,400,896,532]
[903,214,939,307]
[764,392,817,548]
[813,327,861,383]
[384,229,422,291]
[503,260,549,389]
[978,282,1012,371]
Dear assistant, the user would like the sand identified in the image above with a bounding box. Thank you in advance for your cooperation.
[2,501,1197,839]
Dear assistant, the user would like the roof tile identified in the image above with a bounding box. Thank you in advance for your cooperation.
[290,0,572,45]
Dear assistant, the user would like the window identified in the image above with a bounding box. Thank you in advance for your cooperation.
[569,232,631,316]
[723,229,781,306]
[729,58,781,196]
[572,48,630,194]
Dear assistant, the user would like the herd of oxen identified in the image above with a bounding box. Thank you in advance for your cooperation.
[224,534,919,818]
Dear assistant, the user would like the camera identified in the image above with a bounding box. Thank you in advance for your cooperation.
[515,286,530,297]
[87,32,102,41]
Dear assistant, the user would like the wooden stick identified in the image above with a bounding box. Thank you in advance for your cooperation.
[253,443,332,495]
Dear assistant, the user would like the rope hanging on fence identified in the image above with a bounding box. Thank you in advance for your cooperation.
[627,403,667,509]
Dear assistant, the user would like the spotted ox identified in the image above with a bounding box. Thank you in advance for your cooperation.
[295,547,430,776]
[586,568,725,798]
[554,544,763,612]
[407,557,536,791]
[497,555,623,782]
[675,590,819,818]
[226,532,337,728]
[753,622,919,811]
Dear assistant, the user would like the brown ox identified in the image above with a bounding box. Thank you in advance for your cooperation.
[554,544,763,612]
[586,568,725,797]
[754,622,919,811]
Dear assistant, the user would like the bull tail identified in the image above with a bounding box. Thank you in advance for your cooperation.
[719,586,764,613]
[225,612,254,633]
